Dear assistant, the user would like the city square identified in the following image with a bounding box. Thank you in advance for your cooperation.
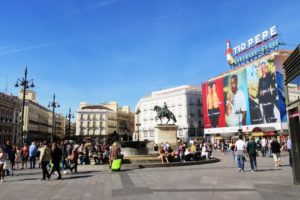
[0,152,299,200]
[1,0,300,199]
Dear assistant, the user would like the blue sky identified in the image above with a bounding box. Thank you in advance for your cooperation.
[0,0,300,117]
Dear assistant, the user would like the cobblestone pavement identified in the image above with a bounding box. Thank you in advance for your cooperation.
[0,152,299,200]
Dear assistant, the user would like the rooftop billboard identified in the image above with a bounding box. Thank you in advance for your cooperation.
[203,52,290,134]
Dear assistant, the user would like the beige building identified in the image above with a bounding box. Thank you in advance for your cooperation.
[19,90,65,143]
[55,114,66,139]
[76,102,117,141]
[0,92,21,144]
[103,102,135,139]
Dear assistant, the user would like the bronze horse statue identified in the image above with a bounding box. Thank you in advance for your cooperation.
[154,105,177,124]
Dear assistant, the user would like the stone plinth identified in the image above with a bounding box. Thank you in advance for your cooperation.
[155,124,178,146]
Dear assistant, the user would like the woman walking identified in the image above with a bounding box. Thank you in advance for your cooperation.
[39,141,52,181]
[49,143,62,179]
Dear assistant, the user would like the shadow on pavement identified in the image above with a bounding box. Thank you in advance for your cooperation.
[62,175,93,180]
[255,168,282,172]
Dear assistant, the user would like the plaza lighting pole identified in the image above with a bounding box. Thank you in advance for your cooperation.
[65,108,74,140]
[15,67,35,145]
[48,94,60,143]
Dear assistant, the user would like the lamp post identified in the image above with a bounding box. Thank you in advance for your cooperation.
[135,108,141,141]
[65,108,74,140]
[48,94,60,143]
[15,67,35,145]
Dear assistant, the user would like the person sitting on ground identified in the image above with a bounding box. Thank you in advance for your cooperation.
[158,146,168,163]
[184,147,192,161]
[177,144,185,162]
[166,147,175,163]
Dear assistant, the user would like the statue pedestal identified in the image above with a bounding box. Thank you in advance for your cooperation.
[155,124,178,146]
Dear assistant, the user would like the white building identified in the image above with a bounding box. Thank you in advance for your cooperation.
[134,85,203,143]
[76,102,117,139]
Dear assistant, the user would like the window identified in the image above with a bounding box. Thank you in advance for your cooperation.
[287,74,300,104]
[150,131,154,137]
[144,131,148,137]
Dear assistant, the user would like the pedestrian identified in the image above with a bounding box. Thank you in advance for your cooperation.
[10,145,17,175]
[29,141,38,169]
[39,141,52,181]
[69,144,79,173]
[49,143,62,180]
[20,143,29,169]
[109,142,121,169]
[234,135,246,172]
[271,138,281,167]
[230,141,236,162]
[287,136,292,166]
[59,140,68,173]
[0,148,6,182]
[247,137,257,172]
[260,137,267,157]
[3,140,12,176]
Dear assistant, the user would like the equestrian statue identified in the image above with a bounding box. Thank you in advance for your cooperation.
[154,102,177,124]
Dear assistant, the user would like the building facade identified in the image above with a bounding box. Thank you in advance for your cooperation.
[103,102,135,140]
[134,85,203,143]
[283,45,300,185]
[76,103,117,141]
[0,93,21,145]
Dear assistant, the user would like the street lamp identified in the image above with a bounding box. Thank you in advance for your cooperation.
[48,94,60,143]
[135,108,141,141]
[65,108,74,140]
[15,67,35,145]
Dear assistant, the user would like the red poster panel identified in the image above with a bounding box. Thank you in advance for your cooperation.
[202,78,226,128]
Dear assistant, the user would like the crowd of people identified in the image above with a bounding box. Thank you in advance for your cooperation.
[158,141,214,164]
[0,140,122,182]
[230,135,292,173]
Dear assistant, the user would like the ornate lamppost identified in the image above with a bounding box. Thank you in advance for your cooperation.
[15,67,35,145]
[65,108,74,140]
[48,94,60,143]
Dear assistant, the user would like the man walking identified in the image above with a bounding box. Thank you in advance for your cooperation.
[261,137,267,157]
[247,137,257,172]
[29,141,38,169]
[234,135,246,172]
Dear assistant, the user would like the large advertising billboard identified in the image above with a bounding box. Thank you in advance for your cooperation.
[203,53,289,134]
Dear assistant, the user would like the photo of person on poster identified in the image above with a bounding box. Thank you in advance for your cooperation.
[207,81,221,127]
[247,64,264,124]
[258,61,278,123]
[230,74,247,126]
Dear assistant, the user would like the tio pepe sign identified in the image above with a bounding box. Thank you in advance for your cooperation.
[225,25,280,67]
[233,25,277,55]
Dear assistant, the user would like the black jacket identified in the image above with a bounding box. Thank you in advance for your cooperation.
[51,148,62,163]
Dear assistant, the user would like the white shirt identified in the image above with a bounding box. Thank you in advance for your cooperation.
[235,140,246,151]
[261,138,266,147]
[287,139,292,149]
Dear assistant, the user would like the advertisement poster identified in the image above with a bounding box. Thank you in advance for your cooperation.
[202,78,226,128]
[223,68,251,127]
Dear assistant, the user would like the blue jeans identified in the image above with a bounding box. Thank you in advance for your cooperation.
[236,154,244,171]
[231,150,235,162]
[29,156,36,168]
[249,154,257,170]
